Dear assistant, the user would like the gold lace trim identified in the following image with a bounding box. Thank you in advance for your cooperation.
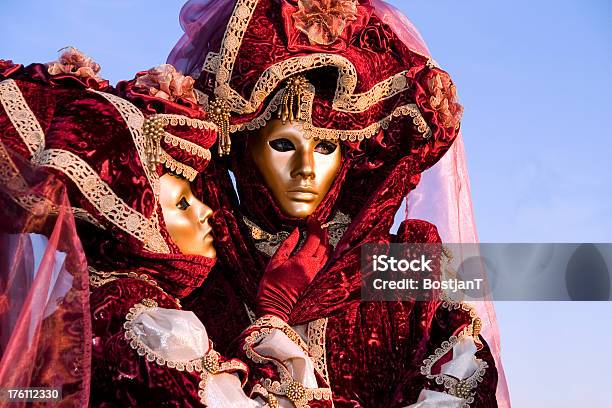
[151,113,217,131]
[420,327,489,407]
[243,316,333,407]
[163,132,211,160]
[88,90,160,197]
[0,79,45,158]
[439,247,484,344]
[229,82,431,140]
[160,149,198,181]
[34,148,169,253]
[307,318,330,385]
[88,267,181,307]
[0,141,103,228]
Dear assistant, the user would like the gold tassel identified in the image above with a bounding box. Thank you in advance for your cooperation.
[279,75,308,124]
[208,98,231,156]
[142,116,166,172]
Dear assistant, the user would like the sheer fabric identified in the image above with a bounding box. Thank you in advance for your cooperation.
[0,152,91,407]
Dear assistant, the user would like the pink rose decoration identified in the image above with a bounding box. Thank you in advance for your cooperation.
[46,47,104,83]
[134,64,197,103]
[428,72,463,130]
[293,0,359,45]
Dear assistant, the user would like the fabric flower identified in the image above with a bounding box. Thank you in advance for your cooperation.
[134,64,197,103]
[428,72,463,130]
[46,47,104,83]
[292,0,359,45]
[356,20,393,53]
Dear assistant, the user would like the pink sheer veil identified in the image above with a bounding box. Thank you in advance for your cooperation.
[0,148,91,407]
[167,0,236,76]
[373,1,510,406]
[168,0,510,405]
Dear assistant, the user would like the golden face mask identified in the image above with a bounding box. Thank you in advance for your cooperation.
[159,173,216,258]
[251,119,342,218]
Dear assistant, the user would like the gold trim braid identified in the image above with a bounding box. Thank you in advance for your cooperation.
[231,82,431,141]
[163,132,212,161]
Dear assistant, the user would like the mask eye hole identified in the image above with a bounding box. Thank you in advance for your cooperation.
[177,196,190,211]
[314,140,338,155]
[269,138,295,152]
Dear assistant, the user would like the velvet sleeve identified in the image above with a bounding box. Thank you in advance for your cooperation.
[90,278,250,407]
[393,220,498,407]
[230,315,334,408]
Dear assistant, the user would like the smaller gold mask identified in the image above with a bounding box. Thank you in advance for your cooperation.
[159,173,216,258]
[251,119,342,218]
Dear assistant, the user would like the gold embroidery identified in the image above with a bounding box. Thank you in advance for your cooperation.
[307,318,330,385]
[0,79,45,158]
[420,327,488,408]
[160,149,198,182]
[143,113,214,172]
[35,148,169,253]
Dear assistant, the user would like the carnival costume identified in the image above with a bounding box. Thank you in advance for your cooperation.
[168,0,507,407]
[0,51,329,407]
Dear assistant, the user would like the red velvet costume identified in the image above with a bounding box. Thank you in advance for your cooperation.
[0,58,251,407]
[168,0,499,406]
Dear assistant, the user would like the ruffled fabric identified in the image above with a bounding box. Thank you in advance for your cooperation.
[46,47,106,87]
[292,0,359,45]
[133,64,197,104]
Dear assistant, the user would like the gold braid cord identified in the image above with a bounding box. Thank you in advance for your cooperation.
[231,81,431,141]
[159,150,198,182]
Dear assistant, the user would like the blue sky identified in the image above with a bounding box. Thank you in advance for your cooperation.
[1,1,611,406]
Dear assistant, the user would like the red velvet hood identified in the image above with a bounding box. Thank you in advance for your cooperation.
[0,59,218,298]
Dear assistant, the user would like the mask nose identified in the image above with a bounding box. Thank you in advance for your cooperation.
[290,148,315,180]
[197,202,213,224]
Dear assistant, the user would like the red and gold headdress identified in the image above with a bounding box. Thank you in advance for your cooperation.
[0,54,217,255]
[183,0,461,158]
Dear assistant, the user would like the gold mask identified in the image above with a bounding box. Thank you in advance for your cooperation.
[159,173,216,258]
[251,119,342,218]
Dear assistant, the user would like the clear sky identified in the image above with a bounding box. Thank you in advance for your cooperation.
[1,1,611,406]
